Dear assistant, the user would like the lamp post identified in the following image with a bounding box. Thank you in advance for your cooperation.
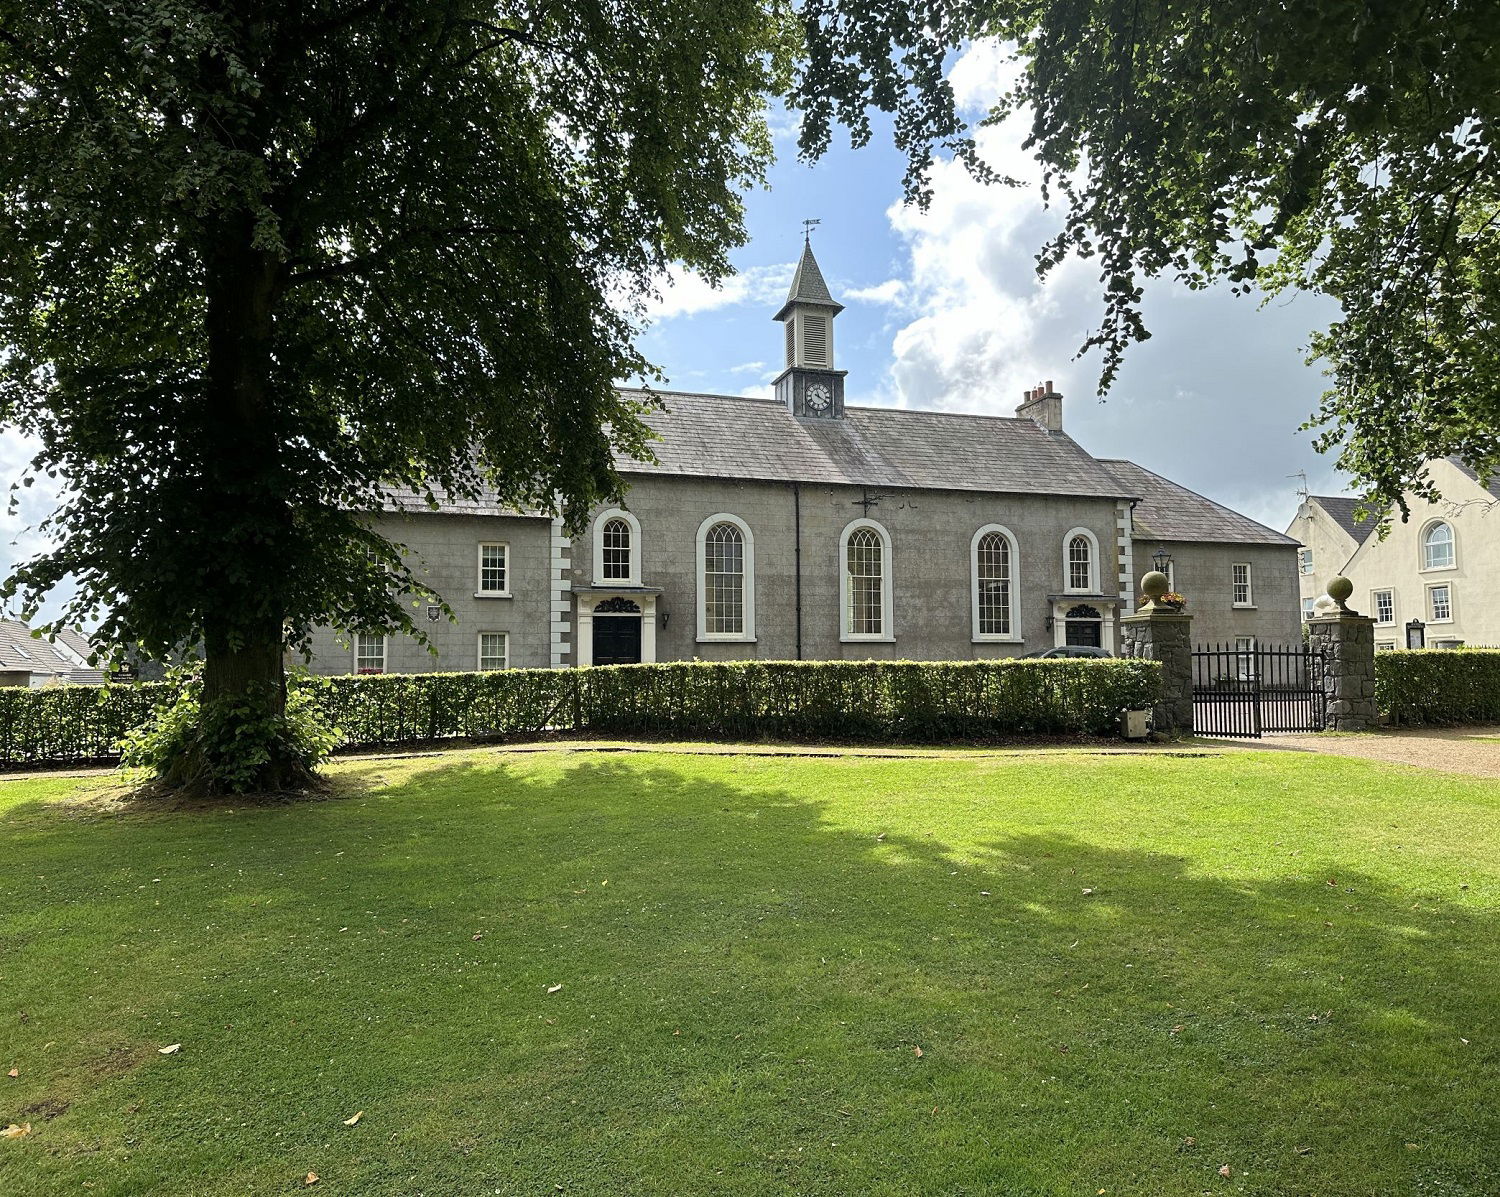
[1151,547,1173,583]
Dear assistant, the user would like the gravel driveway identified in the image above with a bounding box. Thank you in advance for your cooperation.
[1204,724,1500,778]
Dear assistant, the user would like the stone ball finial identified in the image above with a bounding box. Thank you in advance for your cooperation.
[1327,575,1355,613]
[1140,571,1170,609]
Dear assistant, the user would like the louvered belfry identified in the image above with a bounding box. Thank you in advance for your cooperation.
[773,237,848,419]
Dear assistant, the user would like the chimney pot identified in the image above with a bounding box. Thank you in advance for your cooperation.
[1046,379,1054,393]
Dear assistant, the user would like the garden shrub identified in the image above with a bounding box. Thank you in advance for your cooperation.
[0,658,1161,767]
[1376,649,1500,726]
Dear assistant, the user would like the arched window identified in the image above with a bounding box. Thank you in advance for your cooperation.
[592,508,641,585]
[696,514,755,640]
[1063,528,1098,593]
[1422,521,1455,570]
[840,519,893,640]
[971,525,1019,640]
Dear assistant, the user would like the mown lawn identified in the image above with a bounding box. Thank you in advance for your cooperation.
[1,746,1497,1196]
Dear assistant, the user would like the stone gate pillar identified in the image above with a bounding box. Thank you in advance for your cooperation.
[1120,571,1193,733]
[1307,576,1377,731]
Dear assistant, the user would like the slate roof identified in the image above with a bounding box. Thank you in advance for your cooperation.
[1099,459,1298,547]
[0,620,106,684]
[774,241,843,320]
[617,390,1133,499]
[1309,495,1377,545]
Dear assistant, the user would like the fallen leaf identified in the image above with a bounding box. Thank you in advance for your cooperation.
[546,984,563,994]
[1170,1025,1185,1035]
[157,1044,181,1055]
[2,1123,31,1140]
[471,933,484,941]
[342,1111,363,1126]
[5,1068,16,1079]
[1294,1145,1312,1156]
[1461,1038,1470,1046]
[1219,1164,1231,1177]
[1082,887,1096,896]
[913,1046,923,1058]
[875,833,886,841]
[1405,1143,1420,1152]
[1183,1137,1196,1147]
[304,1172,319,1186]
[979,890,991,896]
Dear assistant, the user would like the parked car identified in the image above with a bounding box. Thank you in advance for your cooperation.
[1020,645,1114,659]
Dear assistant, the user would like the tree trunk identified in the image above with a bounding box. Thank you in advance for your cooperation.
[163,211,319,795]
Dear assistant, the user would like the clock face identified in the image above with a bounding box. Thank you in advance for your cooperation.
[807,382,832,411]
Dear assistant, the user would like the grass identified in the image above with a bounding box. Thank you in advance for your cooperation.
[1,746,1497,1196]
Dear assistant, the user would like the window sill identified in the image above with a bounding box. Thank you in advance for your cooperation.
[841,634,896,644]
[1427,617,1454,625]
[1232,603,1257,610]
[474,591,513,600]
[972,636,1024,644]
[696,634,757,644]
[1420,565,1457,574]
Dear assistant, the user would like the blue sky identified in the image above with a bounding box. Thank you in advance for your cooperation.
[637,41,1349,534]
[1,41,1353,625]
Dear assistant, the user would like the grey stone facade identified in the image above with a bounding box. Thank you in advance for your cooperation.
[1307,614,1378,731]
[300,243,1301,677]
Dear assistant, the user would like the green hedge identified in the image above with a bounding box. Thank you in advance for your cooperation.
[0,682,173,766]
[1376,649,1500,726]
[0,658,1161,767]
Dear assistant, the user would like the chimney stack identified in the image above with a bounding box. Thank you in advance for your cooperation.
[1016,379,1063,432]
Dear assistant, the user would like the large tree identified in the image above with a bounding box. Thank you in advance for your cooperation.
[794,0,1500,514]
[0,1,789,790]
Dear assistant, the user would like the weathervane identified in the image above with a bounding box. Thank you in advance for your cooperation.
[801,217,821,244]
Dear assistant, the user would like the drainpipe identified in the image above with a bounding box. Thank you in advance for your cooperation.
[793,482,804,660]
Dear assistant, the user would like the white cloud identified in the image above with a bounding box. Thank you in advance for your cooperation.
[845,279,906,305]
[864,37,1343,526]
[647,262,792,322]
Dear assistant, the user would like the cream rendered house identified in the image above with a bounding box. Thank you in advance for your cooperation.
[1287,457,1500,649]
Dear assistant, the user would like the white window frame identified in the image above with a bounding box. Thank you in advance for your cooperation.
[1061,527,1100,594]
[354,632,387,675]
[1298,548,1314,575]
[1232,562,1254,607]
[839,517,894,642]
[475,541,510,598]
[1420,520,1456,572]
[477,631,509,671]
[695,513,756,642]
[1235,635,1257,681]
[1301,596,1317,620]
[592,507,642,586]
[1427,582,1453,623]
[970,524,1021,642]
[1372,588,1395,625]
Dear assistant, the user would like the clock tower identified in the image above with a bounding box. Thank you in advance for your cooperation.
[773,237,847,418]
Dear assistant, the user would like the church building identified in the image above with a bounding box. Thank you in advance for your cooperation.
[305,242,1300,675]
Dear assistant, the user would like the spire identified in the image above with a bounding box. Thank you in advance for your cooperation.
[771,231,848,419]
[774,239,844,322]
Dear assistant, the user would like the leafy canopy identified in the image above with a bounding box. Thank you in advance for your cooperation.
[794,0,1500,513]
[0,0,792,657]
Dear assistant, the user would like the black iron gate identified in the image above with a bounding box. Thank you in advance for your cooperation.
[1191,643,1326,738]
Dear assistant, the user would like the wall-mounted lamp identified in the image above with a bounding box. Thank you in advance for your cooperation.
[661,611,670,631]
[1151,546,1173,575]
[427,604,442,623]
[1044,615,1054,632]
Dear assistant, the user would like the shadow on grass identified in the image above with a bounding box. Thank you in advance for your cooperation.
[1,753,1496,1196]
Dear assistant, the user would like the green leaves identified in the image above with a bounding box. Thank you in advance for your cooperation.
[0,0,792,664]
[794,0,1500,510]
